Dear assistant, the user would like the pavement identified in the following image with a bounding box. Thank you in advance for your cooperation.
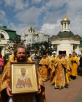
[0,74,82,102]
[74,88,82,102]
[44,75,82,102]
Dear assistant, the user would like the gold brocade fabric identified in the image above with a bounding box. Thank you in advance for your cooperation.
[69,57,72,69]
[50,57,57,83]
[28,56,32,62]
[40,65,49,79]
[68,57,72,76]
[0,54,16,92]
[0,54,46,102]
[46,57,51,69]
[53,56,67,86]
[39,57,51,80]
[64,56,70,70]
[51,56,56,62]
[64,56,70,84]
[71,56,79,76]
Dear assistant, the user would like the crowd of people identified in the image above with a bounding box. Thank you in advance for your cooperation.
[0,44,82,102]
[38,50,82,90]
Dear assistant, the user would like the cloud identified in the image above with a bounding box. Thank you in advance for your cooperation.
[1,0,82,37]
[0,10,5,16]
[45,0,66,9]
[40,19,61,36]
[0,10,7,23]
[8,23,30,34]
[39,0,82,37]
[4,0,14,6]
[32,0,42,4]
[4,0,29,10]
[67,0,82,11]
[70,15,82,37]
[15,6,41,25]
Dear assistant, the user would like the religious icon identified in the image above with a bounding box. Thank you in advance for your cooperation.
[11,63,38,94]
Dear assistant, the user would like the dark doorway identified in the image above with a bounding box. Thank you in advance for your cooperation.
[0,48,1,54]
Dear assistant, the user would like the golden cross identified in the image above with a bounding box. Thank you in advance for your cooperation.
[65,11,66,17]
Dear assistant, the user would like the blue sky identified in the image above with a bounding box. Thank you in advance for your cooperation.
[0,0,82,37]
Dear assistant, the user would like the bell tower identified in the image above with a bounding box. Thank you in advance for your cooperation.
[61,11,70,32]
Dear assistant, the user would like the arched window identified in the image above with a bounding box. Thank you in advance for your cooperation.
[65,23,66,28]
[0,34,4,38]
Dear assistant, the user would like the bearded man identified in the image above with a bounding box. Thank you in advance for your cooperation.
[53,51,67,89]
[39,52,51,82]
[0,45,46,102]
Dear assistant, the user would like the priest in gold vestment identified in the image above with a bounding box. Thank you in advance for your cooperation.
[71,52,79,79]
[69,54,72,77]
[50,52,56,84]
[63,51,71,85]
[0,45,46,102]
[53,51,68,89]
[39,52,51,82]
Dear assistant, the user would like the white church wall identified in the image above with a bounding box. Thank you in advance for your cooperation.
[0,30,9,39]
[52,40,80,56]
[59,43,71,56]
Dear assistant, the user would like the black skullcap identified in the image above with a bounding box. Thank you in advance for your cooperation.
[43,51,46,55]
[59,51,63,55]
[63,50,66,54]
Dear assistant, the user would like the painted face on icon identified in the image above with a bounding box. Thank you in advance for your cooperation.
[21,68,26,76]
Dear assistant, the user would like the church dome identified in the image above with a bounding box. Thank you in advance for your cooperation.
[62,11,70,22]
[62,16,70,22]
[57,31,74,38]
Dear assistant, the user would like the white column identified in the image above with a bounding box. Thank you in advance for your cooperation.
[68,24,69,30]
[71,44,73,54]
[1,47,5,57]
[69,24,70,31]
[67,23,70,31]
[57,44,60,55]
[63,23,64,31]
[51,44,53,49]
[63,24,64,31]
[76,45,79,55]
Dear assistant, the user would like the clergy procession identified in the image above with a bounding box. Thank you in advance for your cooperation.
[0,44,81,102]
[0,11,81,102]
[39,50,79,89]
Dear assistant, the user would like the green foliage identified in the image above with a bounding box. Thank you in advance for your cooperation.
[4,53,9,61]
[32,41,52,55]
[4,53,9,65]
[32,43,41,50]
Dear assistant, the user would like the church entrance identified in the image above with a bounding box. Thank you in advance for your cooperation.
[73,44,77,52]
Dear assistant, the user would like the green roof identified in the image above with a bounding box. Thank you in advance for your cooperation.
[57,31,74,38]
[7,31,18,40]
[79,39,82,47]
[0,26,18,40]
[0,26,15,31]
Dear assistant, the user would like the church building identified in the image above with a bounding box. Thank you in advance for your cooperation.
[0,26,18,57]
[21,27,50,48]
[50,13,81,56]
